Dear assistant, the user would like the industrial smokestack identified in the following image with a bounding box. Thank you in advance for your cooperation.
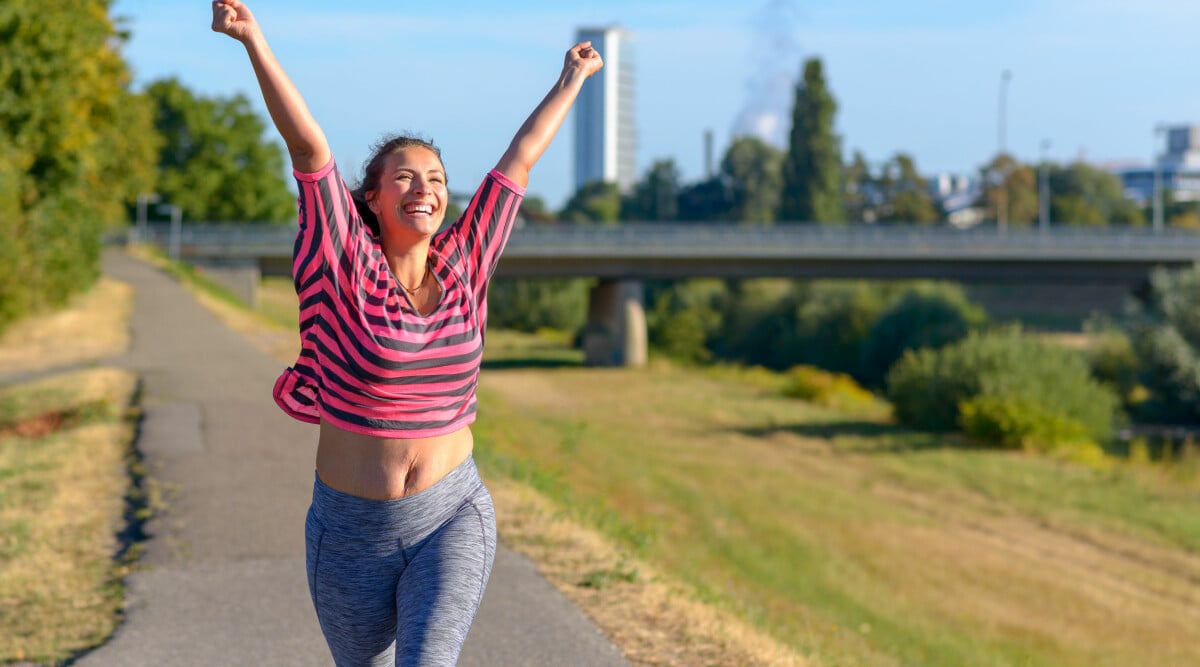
[704,129,714,179]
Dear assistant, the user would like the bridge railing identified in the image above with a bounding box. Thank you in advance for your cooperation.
[133,221,1200,260]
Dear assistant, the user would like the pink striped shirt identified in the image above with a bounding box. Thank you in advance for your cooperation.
[272,158,525,437]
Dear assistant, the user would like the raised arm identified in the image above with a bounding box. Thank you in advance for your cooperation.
[495,42,604,188]
[211,0,330,173]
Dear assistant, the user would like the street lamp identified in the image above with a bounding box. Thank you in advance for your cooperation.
[997,70,1013,233]
[1039,139,1052,233]
[1152,123,1168,233]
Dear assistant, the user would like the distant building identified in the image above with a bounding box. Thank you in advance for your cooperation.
[929,172,986,229]
[1116,124,1200,204]
[574,26,636,194]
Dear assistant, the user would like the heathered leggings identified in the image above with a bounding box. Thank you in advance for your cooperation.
[305,456,497,667]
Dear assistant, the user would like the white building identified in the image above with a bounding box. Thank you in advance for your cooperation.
[1116,124,1200,204]
[574,26,636,194]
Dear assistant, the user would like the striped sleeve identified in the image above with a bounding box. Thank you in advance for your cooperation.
[440,169,526,299]
[293,158,365,284]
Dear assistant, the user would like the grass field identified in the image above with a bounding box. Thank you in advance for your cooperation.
[203,268,1200,665]
[471,330,1200,667]
[0,279,139,665]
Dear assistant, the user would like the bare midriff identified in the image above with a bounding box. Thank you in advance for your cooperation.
[315,421,474,500]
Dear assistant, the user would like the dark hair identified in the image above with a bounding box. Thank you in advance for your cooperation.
[351,134,445,237]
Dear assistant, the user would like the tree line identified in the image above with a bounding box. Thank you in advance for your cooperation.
[0,2,295,332]
[551,58,1187,228]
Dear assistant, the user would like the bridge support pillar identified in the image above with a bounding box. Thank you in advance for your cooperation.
[583,279,647,368]
[191,258,261,309]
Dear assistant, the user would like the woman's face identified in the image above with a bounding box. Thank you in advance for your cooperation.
[368,146,448,239]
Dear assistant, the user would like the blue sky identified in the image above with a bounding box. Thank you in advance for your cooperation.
[112,0,1200,208]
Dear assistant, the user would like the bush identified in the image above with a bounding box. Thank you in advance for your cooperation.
[860,282,987,388]
[886,328,1121,444]
[789,281,890,376]
[645,279,729,363]
[958,394,1091,451]
[782,365,875,411]
[487,278,591,334]
[1125,264,1200,423]
[1083,323,1142,406]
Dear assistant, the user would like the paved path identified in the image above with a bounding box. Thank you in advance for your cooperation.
[79,250,628,667]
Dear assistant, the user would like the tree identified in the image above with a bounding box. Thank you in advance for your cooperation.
[876,153,940,224]
[675,176,730,222]
[1048,162,1144,226]
[843,151,875,223]
[558,180,622,224]
[780,58,844,224]
[623,159,681,222]
[145,78,294,223]
[0,1,158,330]
[517,195,554,223]
[721,136,784,224]
[981,154,1037,226]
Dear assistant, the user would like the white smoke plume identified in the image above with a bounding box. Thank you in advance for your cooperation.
[731,0,802,148]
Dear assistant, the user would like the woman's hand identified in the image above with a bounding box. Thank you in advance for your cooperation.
[564,41,604,79]
[211,0,260,44]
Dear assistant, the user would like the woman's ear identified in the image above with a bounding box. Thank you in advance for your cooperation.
[366,192,378,213]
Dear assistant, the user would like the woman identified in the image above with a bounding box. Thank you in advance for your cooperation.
[210,1,602,664]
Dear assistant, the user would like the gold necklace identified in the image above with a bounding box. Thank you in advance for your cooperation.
[395,260,432,295]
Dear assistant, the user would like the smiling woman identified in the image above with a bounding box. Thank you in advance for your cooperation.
[209,0,603,664]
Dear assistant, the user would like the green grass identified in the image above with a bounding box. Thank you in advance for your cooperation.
[472,329,1200,667]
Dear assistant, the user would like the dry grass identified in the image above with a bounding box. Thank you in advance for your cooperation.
[0,278,131,376]
[0,368,138,665]
[490,477,808,667]
[0,269,140,664]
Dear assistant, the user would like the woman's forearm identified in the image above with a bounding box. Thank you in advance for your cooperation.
[495,69,589,188]
[241,32,330,172]
[496,43,602,188]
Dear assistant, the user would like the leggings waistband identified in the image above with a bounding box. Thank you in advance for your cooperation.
[309,456,483,544]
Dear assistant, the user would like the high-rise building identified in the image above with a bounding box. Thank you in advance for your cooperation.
[574,26,636,194]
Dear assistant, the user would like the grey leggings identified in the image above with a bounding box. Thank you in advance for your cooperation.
[305,457,497,666]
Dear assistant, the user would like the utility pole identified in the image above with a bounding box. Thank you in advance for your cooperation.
[997,70,1012,233]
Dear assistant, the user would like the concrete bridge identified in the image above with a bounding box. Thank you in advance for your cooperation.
[137,223,1200,366]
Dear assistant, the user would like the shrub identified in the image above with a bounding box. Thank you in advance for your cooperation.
[782,365,875,411]
[789,281,890,376]
[1125,264,1200,423]
[1084,326,1142,406]
[860,282,987,388]
[958,394,1091,451]
[886,328,1121,444]
[645,279,729,363]
[487,278,591,334]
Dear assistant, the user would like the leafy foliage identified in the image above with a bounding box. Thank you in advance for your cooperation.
[1125,264,1200,422]
[721,136,784,224]
[487,279,591,334]
[860,282,987,388]
[1048,162,1145,226]
[645,279,728,363]
[622,159,680,222]
[144,78,294,223]
[886,328,1121,444]
[782,365,875,412]
[559,180,622,223]
[0,0,157,331]
[780,58,844,224]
